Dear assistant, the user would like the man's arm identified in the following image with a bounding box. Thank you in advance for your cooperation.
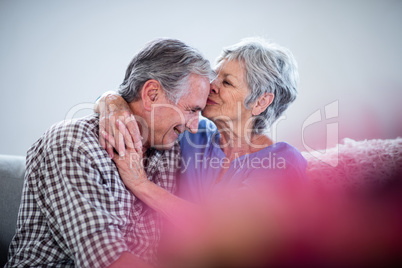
[29,133,151,268]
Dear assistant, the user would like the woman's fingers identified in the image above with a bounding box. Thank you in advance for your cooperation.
[99,115,108,150]
[115,129,125,157]
[105,107,123,157]
[100,134,114,159]
[126,115,143,152]
[99,115,114,158]
[105,140,115,159]
[106,113,126,157]
[115,115,143,155]
[102,116,142,158]
[97,93,136,159]
[107,116,119,157]
[116,119,135,151]
[100,129,120,156]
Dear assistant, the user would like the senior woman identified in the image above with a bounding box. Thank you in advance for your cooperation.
[98,37,306,265]
[177,39,306,202]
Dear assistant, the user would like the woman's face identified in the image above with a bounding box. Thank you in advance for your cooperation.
[202,60,253,126]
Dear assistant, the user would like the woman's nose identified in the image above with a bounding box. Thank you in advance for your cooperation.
[210,79,219,94]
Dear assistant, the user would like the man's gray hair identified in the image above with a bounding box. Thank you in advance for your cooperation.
[217,37,299,134]
[119,38,214,103]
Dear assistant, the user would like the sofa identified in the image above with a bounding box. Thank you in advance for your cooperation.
[0,155,25,266]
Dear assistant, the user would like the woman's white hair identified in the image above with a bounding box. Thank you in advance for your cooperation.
[217,37,299,134]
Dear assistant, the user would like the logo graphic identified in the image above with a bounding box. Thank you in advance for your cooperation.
[302,100,339,167]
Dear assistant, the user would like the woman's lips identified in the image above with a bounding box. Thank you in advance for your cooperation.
[206,98,217,105]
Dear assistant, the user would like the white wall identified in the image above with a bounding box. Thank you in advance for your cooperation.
[1,0,401,156]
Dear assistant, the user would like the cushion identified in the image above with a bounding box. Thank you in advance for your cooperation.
[0,155,25,266]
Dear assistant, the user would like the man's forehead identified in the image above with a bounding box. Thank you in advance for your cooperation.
[180,91,207,105]
[188,75,210,92]
[180,80,209,106]
[189,74,210,85]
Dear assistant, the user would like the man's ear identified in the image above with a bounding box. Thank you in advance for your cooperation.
[251,92,274,116]
[141,80,162,111]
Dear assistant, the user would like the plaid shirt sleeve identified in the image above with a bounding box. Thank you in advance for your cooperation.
[7,115,181,267]
[29,140,129,268]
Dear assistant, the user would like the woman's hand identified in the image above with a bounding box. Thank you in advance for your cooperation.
[101,119,148,189]
[95,91,141,158]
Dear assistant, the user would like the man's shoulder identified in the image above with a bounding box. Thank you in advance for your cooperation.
[25,114,113,182]
[47,114,99,143]
[43,114,98,144]
[27,114,101,161]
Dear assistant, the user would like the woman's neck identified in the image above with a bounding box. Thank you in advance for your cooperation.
[215,120,273,161]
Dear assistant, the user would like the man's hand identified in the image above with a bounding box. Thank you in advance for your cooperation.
[95,92,141,158]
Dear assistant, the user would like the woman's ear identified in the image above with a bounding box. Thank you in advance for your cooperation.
[251,92,274,116]
[141,80,162,111]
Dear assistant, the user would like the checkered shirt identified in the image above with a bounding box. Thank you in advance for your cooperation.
[5,114,181,268]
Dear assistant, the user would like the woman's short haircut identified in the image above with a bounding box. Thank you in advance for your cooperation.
[217,37,299,134]
[119,38,214,104]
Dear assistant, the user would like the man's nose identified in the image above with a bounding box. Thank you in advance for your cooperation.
[185,114,199,134]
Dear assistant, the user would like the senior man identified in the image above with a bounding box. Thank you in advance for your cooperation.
[6,38,212,268]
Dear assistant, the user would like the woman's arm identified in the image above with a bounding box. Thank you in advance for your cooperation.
[126,174,201,229]
[100,119,202,230]
[96,91,202,229]
[100,117,288,267]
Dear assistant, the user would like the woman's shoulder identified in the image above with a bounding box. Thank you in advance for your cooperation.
[240,142,307,185]
[251,142,307,176]
[267,142,304,158]
[266,142,306,167]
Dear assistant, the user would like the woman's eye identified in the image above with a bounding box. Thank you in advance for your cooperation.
[223,80,232,86]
